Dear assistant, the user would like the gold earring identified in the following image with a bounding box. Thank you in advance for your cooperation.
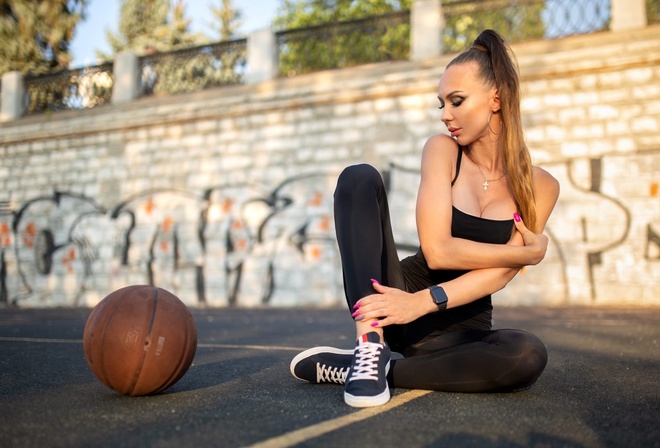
[487,111,501,142]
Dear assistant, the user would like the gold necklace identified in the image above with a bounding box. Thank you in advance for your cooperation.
[466,154,506,191]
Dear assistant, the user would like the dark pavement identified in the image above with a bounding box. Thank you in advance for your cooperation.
[0,306,658,448]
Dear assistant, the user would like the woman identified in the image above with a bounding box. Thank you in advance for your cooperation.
[290,29,560,408]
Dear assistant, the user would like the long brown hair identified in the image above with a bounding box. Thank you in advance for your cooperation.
[447,30,537,232]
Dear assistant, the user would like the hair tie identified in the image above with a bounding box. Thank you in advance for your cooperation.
[471,44,488,53]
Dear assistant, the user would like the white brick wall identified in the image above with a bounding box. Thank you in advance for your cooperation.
[0,27,659,308]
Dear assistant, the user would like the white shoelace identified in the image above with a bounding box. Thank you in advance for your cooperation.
[316,363,349,384]
[348,342,383,382]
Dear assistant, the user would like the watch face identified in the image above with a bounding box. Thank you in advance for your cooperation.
[430,286,447,308]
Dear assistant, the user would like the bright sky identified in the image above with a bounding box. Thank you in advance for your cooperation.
[70,0,280,68]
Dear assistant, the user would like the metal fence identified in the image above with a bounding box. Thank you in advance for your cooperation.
[23,63,114,115]
[15,0,631,116]
[442,0,611,53]
[275,11,410,78]
[649,0,660,24]
[139,38,247,97]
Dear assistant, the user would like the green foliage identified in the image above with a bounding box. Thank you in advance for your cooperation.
[208,0,243,41]
[273,0,412,29]
[273,0,547,76]
[648,0,660,24]
[274,0,412,76]
[143,44,245,96]
[442,0,545,54]
[139,0,245,96]
[97,0,207,60]
[0,0,88,76]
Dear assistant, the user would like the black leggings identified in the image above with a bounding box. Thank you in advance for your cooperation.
[333,164,547,392]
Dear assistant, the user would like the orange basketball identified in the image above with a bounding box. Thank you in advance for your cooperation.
[83,285,197,396]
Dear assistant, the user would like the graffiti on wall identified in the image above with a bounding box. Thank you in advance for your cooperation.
[0,152,658,307]
[0,173,341,307]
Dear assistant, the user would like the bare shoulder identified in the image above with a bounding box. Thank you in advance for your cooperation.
[422,134,460,163]
[424,133,459,150]
[532,166,560,202]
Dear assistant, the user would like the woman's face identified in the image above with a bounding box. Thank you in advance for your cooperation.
[437,62,499,147]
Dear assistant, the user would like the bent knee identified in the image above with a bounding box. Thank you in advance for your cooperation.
[335,164,384,197]
[515,332,548,388]
[498,330,548,390]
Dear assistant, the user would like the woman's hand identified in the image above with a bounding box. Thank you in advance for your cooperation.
[513,214,549,265]
[352,281,433,328]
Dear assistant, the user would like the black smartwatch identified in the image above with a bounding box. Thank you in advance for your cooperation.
[428,285,448,312]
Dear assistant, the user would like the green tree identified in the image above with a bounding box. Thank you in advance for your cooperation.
[441,0,545,54]
[648,0,660,24]
[208,0,242,41]
[132,0,244,96]
[273,0,412,29]
[97,0,205,60]
[0,0,88,76]
[273,0,412,76]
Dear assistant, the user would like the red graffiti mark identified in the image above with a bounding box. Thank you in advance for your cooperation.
[308,191,323,207]
[22,222,37,248]
[222,197,234,214]
[162,216,174,233]
[319,215,330,232]
[0,222,11,247]
[309,246,322,260]
[62,247,77,273]
[144,197,155,215]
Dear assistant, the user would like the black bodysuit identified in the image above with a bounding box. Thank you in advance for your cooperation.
[333,149,548,392]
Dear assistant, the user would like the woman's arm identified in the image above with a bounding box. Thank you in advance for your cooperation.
[361,224,527,326]
[429,166,559,310]
[355,166,559,327]
[416,134,548,270]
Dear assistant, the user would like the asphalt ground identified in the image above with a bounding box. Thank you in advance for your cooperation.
[0,306,658,448]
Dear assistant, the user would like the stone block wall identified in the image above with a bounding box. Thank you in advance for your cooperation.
[1,26,659,308]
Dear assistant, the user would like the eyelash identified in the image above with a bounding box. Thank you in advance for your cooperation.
[438,99,464,110]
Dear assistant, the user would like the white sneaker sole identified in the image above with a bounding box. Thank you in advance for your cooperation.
[343,361,391,408]
[290,346,354,382]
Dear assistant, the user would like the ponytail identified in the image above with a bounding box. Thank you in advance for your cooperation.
[447,30,538,233]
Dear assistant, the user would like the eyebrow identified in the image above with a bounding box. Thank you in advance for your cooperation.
[438,90,465,101]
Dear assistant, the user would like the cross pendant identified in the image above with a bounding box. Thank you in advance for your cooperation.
[482,180,489,190]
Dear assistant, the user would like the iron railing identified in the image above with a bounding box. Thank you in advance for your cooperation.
[543,0,611,38]
[15,1,633,116]
[442,0,611,53]
[139,38,247,96]
[23,63,114,115]
[275,11,410,78]
[649,0,660,24]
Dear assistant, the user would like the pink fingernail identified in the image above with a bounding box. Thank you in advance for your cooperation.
[353,302,361,309]
[370,278,380,285]
[513,213,521,222]
[371,321,379,327]
[351,310,360,318]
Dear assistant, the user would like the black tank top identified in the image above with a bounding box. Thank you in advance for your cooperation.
[450,148,514,245]
[396,148,515,346]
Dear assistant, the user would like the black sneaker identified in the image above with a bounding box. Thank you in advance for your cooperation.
[344,331,391,407]
[290,346,353,384]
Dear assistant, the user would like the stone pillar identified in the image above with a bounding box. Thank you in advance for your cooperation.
[111,51,140,104]
[1,71,25,122]
[610,0,647,31]
[246,28,278,84]
[411,0,444,60]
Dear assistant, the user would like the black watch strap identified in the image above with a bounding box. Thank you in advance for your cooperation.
[428,285,448,312]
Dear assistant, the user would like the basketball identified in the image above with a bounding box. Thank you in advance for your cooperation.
[83,285,197,396]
